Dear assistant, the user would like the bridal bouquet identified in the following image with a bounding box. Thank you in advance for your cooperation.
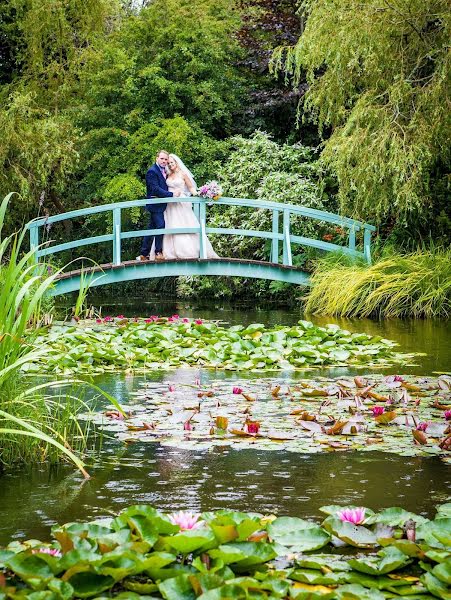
[198,180,223,201]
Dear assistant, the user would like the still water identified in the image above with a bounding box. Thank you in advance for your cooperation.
[0,299,449,544]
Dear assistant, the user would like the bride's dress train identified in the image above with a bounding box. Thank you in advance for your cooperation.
[150,172,218,260]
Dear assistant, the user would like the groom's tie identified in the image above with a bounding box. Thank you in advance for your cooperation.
[160,167,167,180]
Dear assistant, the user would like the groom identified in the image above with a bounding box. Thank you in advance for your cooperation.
[137,149,180,261]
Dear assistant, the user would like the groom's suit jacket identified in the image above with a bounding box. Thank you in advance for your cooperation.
[145,163,173,213]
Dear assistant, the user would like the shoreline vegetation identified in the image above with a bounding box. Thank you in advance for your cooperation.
[0,194,122,475]
[1,503,449,599]
[305,249,451,319]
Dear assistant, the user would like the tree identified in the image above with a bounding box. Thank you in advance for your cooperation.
[275,0,451,232]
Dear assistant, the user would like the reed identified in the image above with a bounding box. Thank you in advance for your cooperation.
[305,248,451,318]
[0,194,122,476]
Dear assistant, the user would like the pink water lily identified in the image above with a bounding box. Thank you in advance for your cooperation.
[444,410,451,421]
[183,318,190,323]
[371,406,385,416]
[169,511,205,530]
[416,422,428,431]
[31,548,62,557]
[144,318,152,323]
[337,507,366,525]
[116,314,125,319]
[168,384,176,392]
[246,421,260,434]
[233,387,243,394]
[195,319,203,325]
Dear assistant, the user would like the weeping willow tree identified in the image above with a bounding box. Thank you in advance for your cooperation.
[0,0,120,229]
[274,0,450,229]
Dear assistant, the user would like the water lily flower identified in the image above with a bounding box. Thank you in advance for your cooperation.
[172,314,179,319]
[144,318,152,323]
[371,406,385,416]
[168,384,176,392]
[444,410,451,421]
[337,507,366,525]
[116,315,125,319]
[416,422,428,431]
[195,319,203,325]
[183,421,192,431]
[168,511,205,530]
[233,387,243,394]
[31,548,62,557]
[103,316,113,322]
[194,377,201,386]
[183,318,190,323]
[246,421,260,434]
[96,319,102,324]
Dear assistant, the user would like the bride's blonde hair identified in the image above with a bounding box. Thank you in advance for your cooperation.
[168,154,180,171]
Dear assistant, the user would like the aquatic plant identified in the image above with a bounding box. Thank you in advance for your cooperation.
[168,511,205,530]
[337,507,366,525]
[1,502,449,599]
[305,248,451,318]
[92,374,451,458]
[27,318,404,375]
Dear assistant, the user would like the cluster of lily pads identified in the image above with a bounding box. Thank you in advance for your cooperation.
[93,375,451,459]
[24,317,407,375]
[1,503,449,599]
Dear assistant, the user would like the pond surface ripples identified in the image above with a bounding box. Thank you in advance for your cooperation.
[0,301,449,544]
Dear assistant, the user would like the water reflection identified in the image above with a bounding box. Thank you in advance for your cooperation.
[1,299,449,543]
[0,441,449,544]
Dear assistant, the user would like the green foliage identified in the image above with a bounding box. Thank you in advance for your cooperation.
[0,194,122,474]
[1,503,449,599]
[305,247,451,318]
[0,91,79,228]
[77,0,245,136]
[178,131,332,299]
[29,317,399,374]
[275,0,451,225]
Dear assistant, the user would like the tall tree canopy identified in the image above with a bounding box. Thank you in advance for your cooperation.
[276,0,450,229]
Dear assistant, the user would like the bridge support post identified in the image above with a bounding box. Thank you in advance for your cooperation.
[271,210,279,264]
[283,210,292,267]
[29,224,39,264]
[199,201,207,259]
[363,227,372,264]
[348,225,356,252]
[113,208,121,265]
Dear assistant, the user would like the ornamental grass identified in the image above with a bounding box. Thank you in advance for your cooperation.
[305,248,451,318]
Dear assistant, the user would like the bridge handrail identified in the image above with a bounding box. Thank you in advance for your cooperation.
[27,197,375,232]
[27,196,375,268]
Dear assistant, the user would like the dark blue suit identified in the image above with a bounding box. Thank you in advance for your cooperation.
[140,163,174,255]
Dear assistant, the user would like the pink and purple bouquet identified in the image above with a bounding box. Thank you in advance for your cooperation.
[198,180,223,201]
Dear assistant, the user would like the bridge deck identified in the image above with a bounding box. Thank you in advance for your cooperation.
[51,258,311,296]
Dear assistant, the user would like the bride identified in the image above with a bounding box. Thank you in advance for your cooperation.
[150,154,218,260]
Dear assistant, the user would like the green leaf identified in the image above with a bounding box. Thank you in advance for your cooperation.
[268,517,330,551]
[322,517,378,548]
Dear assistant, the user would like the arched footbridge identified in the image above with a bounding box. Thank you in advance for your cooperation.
[27,198,375,296]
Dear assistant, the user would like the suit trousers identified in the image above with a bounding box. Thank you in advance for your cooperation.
[141,210,165,255]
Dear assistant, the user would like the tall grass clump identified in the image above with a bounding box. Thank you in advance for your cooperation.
[0,193,122,476]
[305,247,451,318]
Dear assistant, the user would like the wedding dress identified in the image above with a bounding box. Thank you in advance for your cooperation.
[150,171,218,259]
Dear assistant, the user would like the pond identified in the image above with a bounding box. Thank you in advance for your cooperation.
[0,299,449,545]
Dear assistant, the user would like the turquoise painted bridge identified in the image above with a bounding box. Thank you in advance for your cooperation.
[28,197,375,296]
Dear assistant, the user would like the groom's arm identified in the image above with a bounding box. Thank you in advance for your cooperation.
[146,169,173,199]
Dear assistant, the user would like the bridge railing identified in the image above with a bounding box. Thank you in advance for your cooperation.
[28,197,375,267]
